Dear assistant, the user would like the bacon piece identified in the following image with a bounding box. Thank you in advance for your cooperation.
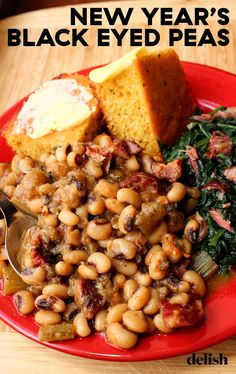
[206,131,233,159]
[160,299,204,329]
[74,277,106,319]
[120,172,158,193]
[191,113,212,123]
[202,179,229,193]
[210,209,234,233]
[112,139,130,159]
[152,159,182,183]
[125,140,142,154]
[224,166,236,184]
[86,145,111,163]
[32,248,46,267]
[186,146,199,174]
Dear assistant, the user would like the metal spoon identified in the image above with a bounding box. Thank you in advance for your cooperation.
[0,192,37,276]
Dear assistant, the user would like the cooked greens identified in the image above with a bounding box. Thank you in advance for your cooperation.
[159,107,236,273]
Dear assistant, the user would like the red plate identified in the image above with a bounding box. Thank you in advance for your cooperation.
[0,63,236,361]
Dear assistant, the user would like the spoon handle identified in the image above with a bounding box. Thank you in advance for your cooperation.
[0,193,17,226]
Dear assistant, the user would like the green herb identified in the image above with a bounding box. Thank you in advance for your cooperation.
[159,108,236,273]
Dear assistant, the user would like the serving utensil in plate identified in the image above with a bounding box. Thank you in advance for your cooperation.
[0,192,37,276]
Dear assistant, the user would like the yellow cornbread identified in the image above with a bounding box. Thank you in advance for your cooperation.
[4,73,101,160]
[90,48,195,156]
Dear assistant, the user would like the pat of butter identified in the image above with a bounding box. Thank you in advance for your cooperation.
[89,47,149,83]
[15,78,94,138]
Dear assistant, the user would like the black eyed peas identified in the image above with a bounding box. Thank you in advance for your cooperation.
[117,188,142,209]
[42,284,68,300]
[94,180,119,198]
[35,310,62,326]
[87,252,111,274]
[106,322,138,349]
[87,219,112,240]
[1,134,208,349]
[183,270,207,298]
[167,182,186,202]
[128,286,151,311]
[107,303,128,324]
[122,310,148,333]
[13,290,35,315]
[118,205,137,234]
[108,238,137,260]
[73,313,91,337]
[35,295,66,313]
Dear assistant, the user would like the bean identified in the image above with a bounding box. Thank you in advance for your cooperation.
[108,238,137,260]
[94,309,107,332]
[93,133,113,146]
[43,214,58,227]
[112,259,137,277]
[107,303,128,324]
[66,228,81,246]
[106,322,138,349]
[13,290,35,315]
[18,157,34,173]
[161,234,183,263]
[87,252,111,273]
[87,219,112,240]
[21,267,46,286]
[117,188,141,209]
[88,193,105,215]
[78,264,98,280]
[169,292,190,306]
[0,260,6,278]
[123,279,138,301]
[112,273,126,290]
[128,286,151,311]
[35,295,66,313]
[141,154,153,174]
[73,312,91,337]
[182,270,206,298]
[56,144,70,162]
[148,251,169,280]
[185,186,201,199]
[58,210,80,226]
[122,310,148,333]
[72,143,86,155]
[118,205,137,234]
[167,182,186,202]
[178,281,191,293]
[5,172,16,186]
[67,151,81,168]
[124,230,146,248]
[146,317,157,333]
[143,288,160,315]
[134,271,152,287]
[94,180,119,198]
[125,155,140,171]
[63,249,88,264]
[105,198,125,214]
[35,310,62,326]
[85,159,103,179]
[38,183,56,195]
[148,222,168,245]
[153,313,173,333]
[145,245,162,266]
[55,261,74,276]
[0,219,6,246]
[27,198,43,214]
[42,284,68,300]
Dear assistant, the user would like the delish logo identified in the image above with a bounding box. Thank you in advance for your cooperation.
[187,353,228,365]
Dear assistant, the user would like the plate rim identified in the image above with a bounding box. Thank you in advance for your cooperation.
[0,61,236,361]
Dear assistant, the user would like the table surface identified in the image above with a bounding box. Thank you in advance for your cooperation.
[0,1,236,373]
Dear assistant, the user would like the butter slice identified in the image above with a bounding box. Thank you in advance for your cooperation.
[89,47,149,83]
[15,78,94,139]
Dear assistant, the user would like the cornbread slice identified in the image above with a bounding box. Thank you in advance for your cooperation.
[89,48,195,156]
[3,73,102,160]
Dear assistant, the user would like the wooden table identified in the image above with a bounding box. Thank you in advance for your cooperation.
[0,1,235,373]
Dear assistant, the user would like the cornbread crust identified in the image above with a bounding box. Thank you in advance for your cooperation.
[91,49,195,156]
[3,73,102,160]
